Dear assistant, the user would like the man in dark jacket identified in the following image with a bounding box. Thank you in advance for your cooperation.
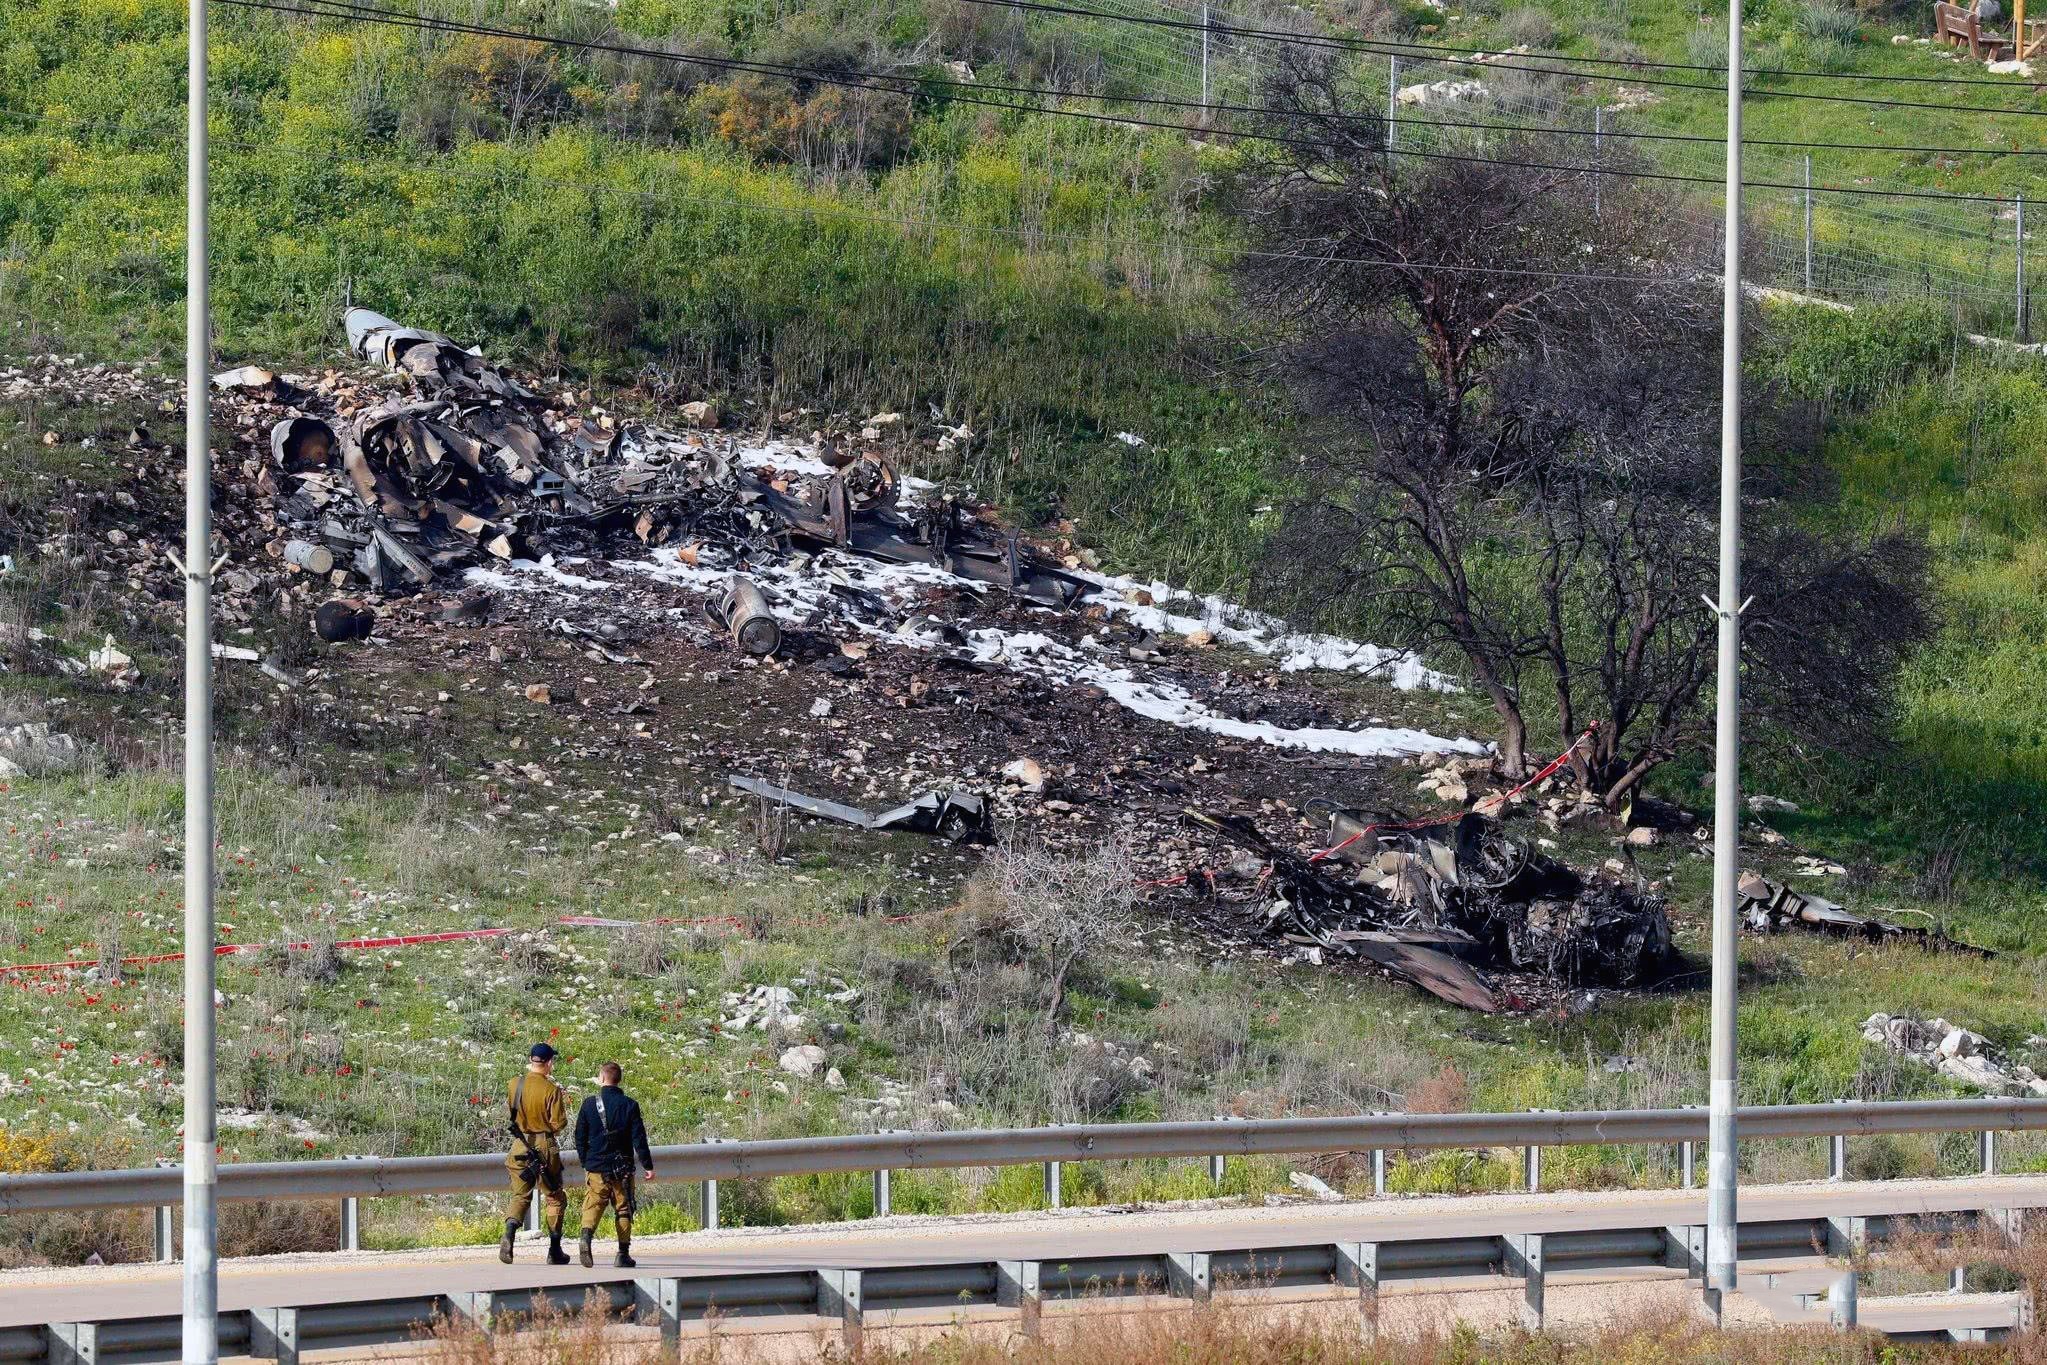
[573,1061,655,1267]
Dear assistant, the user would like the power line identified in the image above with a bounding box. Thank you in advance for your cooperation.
[0,106,1702,284]
[232,0,2047,125]
[953,0,2047,92]
[211,0,2037,206]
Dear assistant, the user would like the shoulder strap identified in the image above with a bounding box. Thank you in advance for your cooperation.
[511,1073,526,1122]
[595,1090,618,1137]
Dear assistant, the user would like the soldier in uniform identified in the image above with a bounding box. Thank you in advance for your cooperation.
[573,1061,655,1268]
[500,1042,571,1266]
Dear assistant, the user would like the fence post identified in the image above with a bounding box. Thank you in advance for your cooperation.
[2017,192,2027,342]
[153,1157,177,1263]
[1386,56,1398,163]
[1200,3,1210,114]
[1804,154,1814,295]
[1593,106,1602,222]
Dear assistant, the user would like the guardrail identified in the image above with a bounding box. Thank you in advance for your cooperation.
[5,1205,2035,1364]
[4,1099,2042,1260]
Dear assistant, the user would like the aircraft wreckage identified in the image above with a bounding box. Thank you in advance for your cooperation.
[255,308,1095,608]
[1185,809,1675,1012]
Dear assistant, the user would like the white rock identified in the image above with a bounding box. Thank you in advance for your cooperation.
[1938,1027,1983,1060]
[809,698,832,719]
[1624,827,1660,847]
[778,1044,827,1078]
[1288,1170,1341,1201]
[0,756,23,781]
[1002,757,1046,793]
[824,1067,846,1091]
[1747,794,1799,813]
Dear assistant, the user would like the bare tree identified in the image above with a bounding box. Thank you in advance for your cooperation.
[970,836,1136,1031]
[1234,52,1932,803]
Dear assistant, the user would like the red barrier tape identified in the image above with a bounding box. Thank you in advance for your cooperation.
[0,927,515,978]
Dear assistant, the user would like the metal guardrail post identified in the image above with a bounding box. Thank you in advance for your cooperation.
[996,1261,1042,1340]
[251,1307,299,1365]
[1043,1159,1062,1210]
[1208,1114,1227,1190]
[1166,1252,1212,1303]
[701,1137,723,1231]
[339,1154,369,1251]
[1951,1265,1968,1294]
[1828,1133,1847,1182]
[1827,1269,1858,1329]
[153,1158,177,1263]
[1681,1139,1696,1190]
[1372,1146,1387,1196]
[872,1166,890,1219]
[524,1186,540,1234]
[1980,1129,1999,1177]
[1509,1233,1545,1331]
[1334,1242,1381,1338]
[46,1323,96,1365]
[1523,1109,1560,1192]
[816,1269,862,1351]
[634,1277,682,1349]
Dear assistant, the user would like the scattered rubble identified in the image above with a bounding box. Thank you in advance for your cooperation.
[1183,809,1673,1012]
[1862,1014,2047,1096]
[1397,79,1490,106]
[1738,872,1990,956]
[0,723,82,780]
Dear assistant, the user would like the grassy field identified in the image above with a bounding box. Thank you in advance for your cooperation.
[8,0,2047,1274]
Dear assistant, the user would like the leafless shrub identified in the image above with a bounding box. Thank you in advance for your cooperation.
[0,586,37,678]
[1917,834,1968,905]
[964,835,1136,1030]
[1407,1065,1470,1115]
[751,794,788,861]
[608,920,675,979]
[266,921,340,985]
[89,913,124,985]
[219,1200,341,1258]
[1498,6,1556,46]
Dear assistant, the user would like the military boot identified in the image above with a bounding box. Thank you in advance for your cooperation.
[579,1231,595,1269]
[614,1238,636,1270]
[498,1218,519,1265]
[546,1230,572,1266]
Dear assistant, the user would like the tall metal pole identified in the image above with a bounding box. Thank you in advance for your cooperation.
[1200,4,1209,115]
[1706,0,1744,1308]
[182,0,219,1359]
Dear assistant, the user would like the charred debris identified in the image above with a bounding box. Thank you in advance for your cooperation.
[248,307,1093,609]
[1185,807,1675,1013]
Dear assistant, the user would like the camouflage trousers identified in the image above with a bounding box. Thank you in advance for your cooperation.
[581,1170,637,1236]
[504,1136,566,1233]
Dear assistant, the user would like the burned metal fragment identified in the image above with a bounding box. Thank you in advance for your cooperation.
[1182,807,1673,1012]
[1737,871,1991,956]
[729,775,993,844]
[709,575,782,656]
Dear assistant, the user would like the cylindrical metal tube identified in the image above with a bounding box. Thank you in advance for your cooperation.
[183,0,220,1354]
[721,576,781,657]
[1707,0,1746,1301]
[284,541,335,576]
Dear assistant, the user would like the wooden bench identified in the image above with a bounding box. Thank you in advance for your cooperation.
[1934,1,2012,60]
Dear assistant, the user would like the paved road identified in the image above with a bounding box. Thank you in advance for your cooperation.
[2,1176,2040,1328]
